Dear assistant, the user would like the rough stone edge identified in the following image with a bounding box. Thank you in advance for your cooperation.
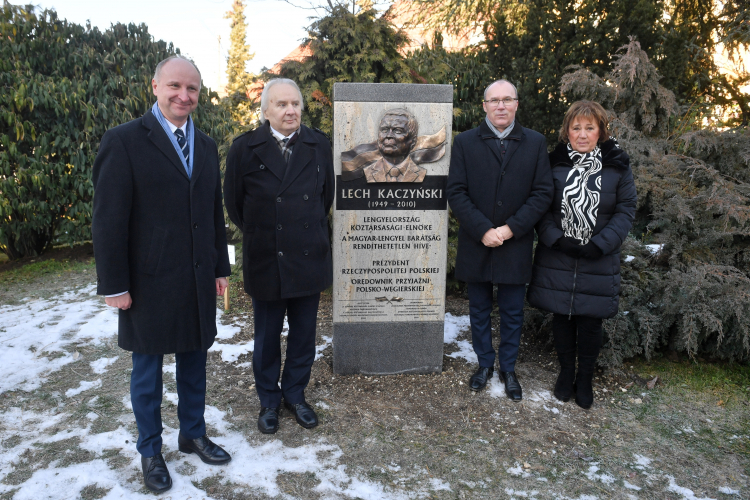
[333,83,453,103]
[332,321,444,375]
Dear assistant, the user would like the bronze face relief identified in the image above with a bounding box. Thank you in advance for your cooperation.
[341,108,446,183]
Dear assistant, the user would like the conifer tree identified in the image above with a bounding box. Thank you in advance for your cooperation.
[484,0,665,143]
[275,5,413,135]
[224,0,256,125]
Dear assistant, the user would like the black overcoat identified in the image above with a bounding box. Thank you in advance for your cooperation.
[92,110,231,354]
[447,120,554,284]
[526,140,637,318]
[224,123,334,301]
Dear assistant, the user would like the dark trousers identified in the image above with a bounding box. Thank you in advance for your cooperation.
[131,350,207,458]
[467,282,526,372]
[551,314,603,368]
[252,293,320,408]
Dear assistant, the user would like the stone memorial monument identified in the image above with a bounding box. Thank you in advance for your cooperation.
[332,83,453,374]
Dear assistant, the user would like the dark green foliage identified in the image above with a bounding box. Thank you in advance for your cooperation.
[678,129,750,184]
[0,3,236,259]
[483,0,665,143]
[560,41,750,365]
[274,5,414,136]
[407,37,494,133]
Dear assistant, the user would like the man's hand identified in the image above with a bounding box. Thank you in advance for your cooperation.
[105,292,132,310]
[482,228,504,247]
[216,277,228,296]
[497,224,513,241]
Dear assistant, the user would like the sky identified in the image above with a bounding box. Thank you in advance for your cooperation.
[28,0,316,92]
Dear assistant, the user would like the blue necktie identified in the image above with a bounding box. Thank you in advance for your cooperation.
[174,128,190,166]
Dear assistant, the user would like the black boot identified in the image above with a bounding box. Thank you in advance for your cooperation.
[574,359,595,409]
[552,314,577,402]
[555,366,576,402]
[573,316,603,410]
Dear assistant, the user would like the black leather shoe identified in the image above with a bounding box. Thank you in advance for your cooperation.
[500,371,523,401]
[258,406,281,434]
[469,366,494,392]
[178,433,231,465]
[283,401,319,429]
[141,453,172,493]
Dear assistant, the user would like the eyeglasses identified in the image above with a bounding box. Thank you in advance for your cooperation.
[483,98,518,108]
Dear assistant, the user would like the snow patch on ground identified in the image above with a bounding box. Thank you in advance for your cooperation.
[90,356,118,374]
[211,307,253,362]
[487,372,507,399]
[211,340,255,363]
[443,313,471,343]
[719,486,740,495]
[624,480,641,491]
[584,464,616,484]
[0,284,460,500]
[65,378,102,398]
[0,284,117,393]
[428,478,452,491]
[316,335,332,360]
[633,453,652,468]
[666,475,716,500]
[507,464,532,478]
[443,314,477,363]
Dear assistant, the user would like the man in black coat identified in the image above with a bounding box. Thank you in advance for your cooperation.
[447,79,553,401]
[92,55,232,494]
[224,78,334,434]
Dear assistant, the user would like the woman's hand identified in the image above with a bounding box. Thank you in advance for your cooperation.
[555,237,584,258]
[580,241,603,259]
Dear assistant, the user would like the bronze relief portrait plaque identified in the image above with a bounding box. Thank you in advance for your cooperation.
[341,108,446,184]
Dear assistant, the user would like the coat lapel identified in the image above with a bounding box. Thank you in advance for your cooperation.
[248,125,286,182]
[478,120,525,170]
[143,111,189,181]
[190,131,207,186]
[478,121,503,166]
[278,127,318,194]
[501,123,524,169]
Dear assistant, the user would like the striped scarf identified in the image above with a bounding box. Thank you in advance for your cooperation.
[561,143,602,245]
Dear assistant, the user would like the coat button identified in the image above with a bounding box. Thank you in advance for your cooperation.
[497,201,503,207]
[194,262,199,268]
[278,251,283,257]
[304,250,309,256]
[276,197,282,203]
[501,171,506,176]
[303,194,309,200]
[304,222,309,229]
[277,224,282,230]
[193,223,198,229]
[260,164,265,169]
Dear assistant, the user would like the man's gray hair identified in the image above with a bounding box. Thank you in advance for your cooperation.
[260,78,305,123]
[153,54,202,82]
[484,79,518,100]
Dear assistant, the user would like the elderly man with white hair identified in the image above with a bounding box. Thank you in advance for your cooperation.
[224,78,334,434]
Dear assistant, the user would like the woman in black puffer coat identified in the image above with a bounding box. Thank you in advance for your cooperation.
[527,101,637,409]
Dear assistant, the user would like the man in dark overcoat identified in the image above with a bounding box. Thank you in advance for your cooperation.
[92,55,232,494]
[447,79,553,401]
[224,78,334,434]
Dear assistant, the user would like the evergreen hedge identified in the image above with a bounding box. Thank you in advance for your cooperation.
[0,4,235,259]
